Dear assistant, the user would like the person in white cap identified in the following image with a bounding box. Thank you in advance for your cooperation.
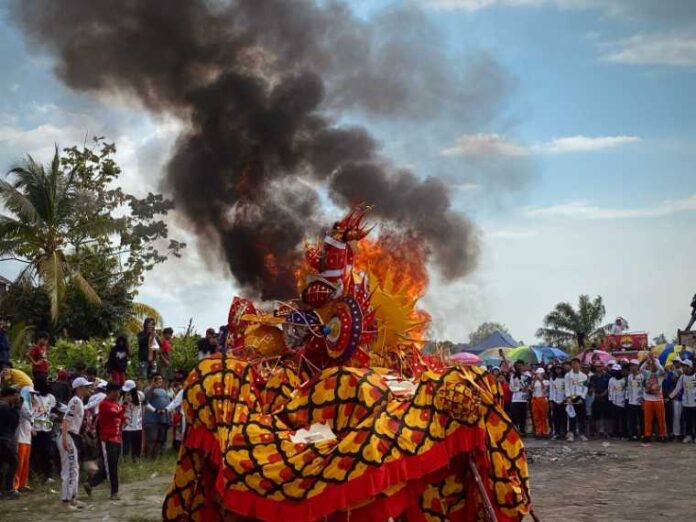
[626,359,643,440]
[58,376,92,510]
[564,358,588,442]
[640,352,667,442]
[530,367,549,437]
[665,358,684,439]
[669,358,696,443]
[608,363,627,438]
[549,365,567,440]
[122,380,145,460]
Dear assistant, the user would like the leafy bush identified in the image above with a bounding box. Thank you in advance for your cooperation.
[170,335,198,375]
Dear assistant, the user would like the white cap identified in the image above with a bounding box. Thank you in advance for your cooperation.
[122,379,136,392]
[96,378,108,390]
[72,376,93,389]
[629,359,640,366]
[611,364,621,371]
[607,359,616,366]
[535,367,545,375]
[673,358,682,364]
[682,359,693,368]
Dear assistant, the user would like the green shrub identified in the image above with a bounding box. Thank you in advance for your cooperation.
[170,335,198,375]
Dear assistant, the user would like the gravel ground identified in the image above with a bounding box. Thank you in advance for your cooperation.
[526,437,696,521]
[4,439,696,521]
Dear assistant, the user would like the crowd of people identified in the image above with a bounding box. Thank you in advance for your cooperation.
[489,345,696,443]
[0,317,217,508]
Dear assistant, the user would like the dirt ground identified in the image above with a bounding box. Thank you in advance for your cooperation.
[4,439,696,521]
[526,438,696,521]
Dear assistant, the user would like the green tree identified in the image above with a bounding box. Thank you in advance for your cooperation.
[0,138,184,330]
[536,295,606,349]
[468,322,510,347]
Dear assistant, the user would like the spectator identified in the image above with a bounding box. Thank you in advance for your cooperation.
[549,365,567,440]
[85,382,124,500]
[106,336,131,386]
[670,359,696,443]
[143,373,171,459]
[509,360,530,435]
[33,378,57,482]
[641,353,667,442]
[664,359,683,439]
[197,328,219,360]
[26,331,51,380]
[589,362,611,438]
[530,367,549,438]
[0,318,10,365]
[0,386,20,499]
[166,380,185,452]
[608,363,627,439]
[58,376,92,510]
[565,358,588,442]
[122,380,145,460]
[50,369,71,405]
[14,386,36,492]
[626,359,644,441]
[159,327,174,379]
[137,318,158,379]
[0,362,32,389]
[68,360,87,385]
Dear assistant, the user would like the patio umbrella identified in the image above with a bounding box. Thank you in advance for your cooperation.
[507,346,540,365]
[450,351,483,365]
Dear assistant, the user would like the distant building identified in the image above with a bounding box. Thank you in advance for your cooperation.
[0,275,11,295]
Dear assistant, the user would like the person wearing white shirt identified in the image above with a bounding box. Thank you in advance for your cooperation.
[58,377,92,510]
[564,358,588,442]
[549,366,567,440]
[640,353,667,441]
[670,359,696,443]
[33,380,57,481]
[121,380,145,460]
[626,360,644,440]
[530,368,550,438]
[608,364,627,438]
[509,360,531,435]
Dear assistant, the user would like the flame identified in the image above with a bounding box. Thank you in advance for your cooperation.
[353,233,431,353]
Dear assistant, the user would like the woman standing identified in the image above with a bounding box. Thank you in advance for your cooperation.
[106,336,131,386]
[531,368,550,438]
[121,380,145,460]
[549,365,567,439]
[32,379,56,481]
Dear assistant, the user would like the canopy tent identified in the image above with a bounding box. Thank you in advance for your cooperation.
[468,330,518,354]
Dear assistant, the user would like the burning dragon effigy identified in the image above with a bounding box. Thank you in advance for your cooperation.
[163,207,531,521]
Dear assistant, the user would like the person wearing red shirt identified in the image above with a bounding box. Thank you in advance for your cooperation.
[26,331,50,380]
[84,382,124,500]
[159,327,173,379]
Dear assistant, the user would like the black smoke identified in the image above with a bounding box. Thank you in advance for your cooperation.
[10,0,495,299]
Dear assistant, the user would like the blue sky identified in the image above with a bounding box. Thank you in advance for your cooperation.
[0,1,695,343]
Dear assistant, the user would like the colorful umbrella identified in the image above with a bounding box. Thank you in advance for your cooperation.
[579,349,612,364]
[478,347,514,367]
[450,351,483,365]
[659,343,693,365]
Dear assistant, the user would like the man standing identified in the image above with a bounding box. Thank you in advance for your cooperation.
[626,360,644,440]
[564,358,588,442]
[670,359,696,443]
[144,373,171,459]
[589,362,611,438]
[197,328,219,360]
[159,327,174,379]
[26,331,51,380]
[85,382,124,500]
[137,318,158,379]
[0,386,20,499]
[0,318,10,365]
[608,364,627,439]
[508,360,531,435]
[58,376,92,510]
[664,359,684,439]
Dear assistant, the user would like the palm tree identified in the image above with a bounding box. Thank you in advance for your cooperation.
[0,149,101,320]
[536,294,606,349]
[124,302,163,334]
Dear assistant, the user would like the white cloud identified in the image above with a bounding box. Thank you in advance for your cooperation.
[525,194,696,220]
[601,32,696,67]
[441,133,640,158]
[441,133,529,157]
[486,229,539,239]
[535,135,641,153]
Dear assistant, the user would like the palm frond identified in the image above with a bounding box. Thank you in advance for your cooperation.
[71,271,102,305]
[0,178,41,224]
[37,251,66,321]
[130,301,163,327]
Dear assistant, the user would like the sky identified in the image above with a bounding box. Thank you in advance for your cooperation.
[0,0,695,344]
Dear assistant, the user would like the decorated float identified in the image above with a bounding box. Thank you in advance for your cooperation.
[163,207,532,521]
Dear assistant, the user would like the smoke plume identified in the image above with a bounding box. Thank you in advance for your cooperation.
[10,0,496,299]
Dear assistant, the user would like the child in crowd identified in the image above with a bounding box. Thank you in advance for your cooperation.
[530,367,549,437]
[549,365,566,439]
[641,353,667,442]
[564,358,588,442]
[106,336,131,386]
[670,359,696,443]
[608,363,627,438]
